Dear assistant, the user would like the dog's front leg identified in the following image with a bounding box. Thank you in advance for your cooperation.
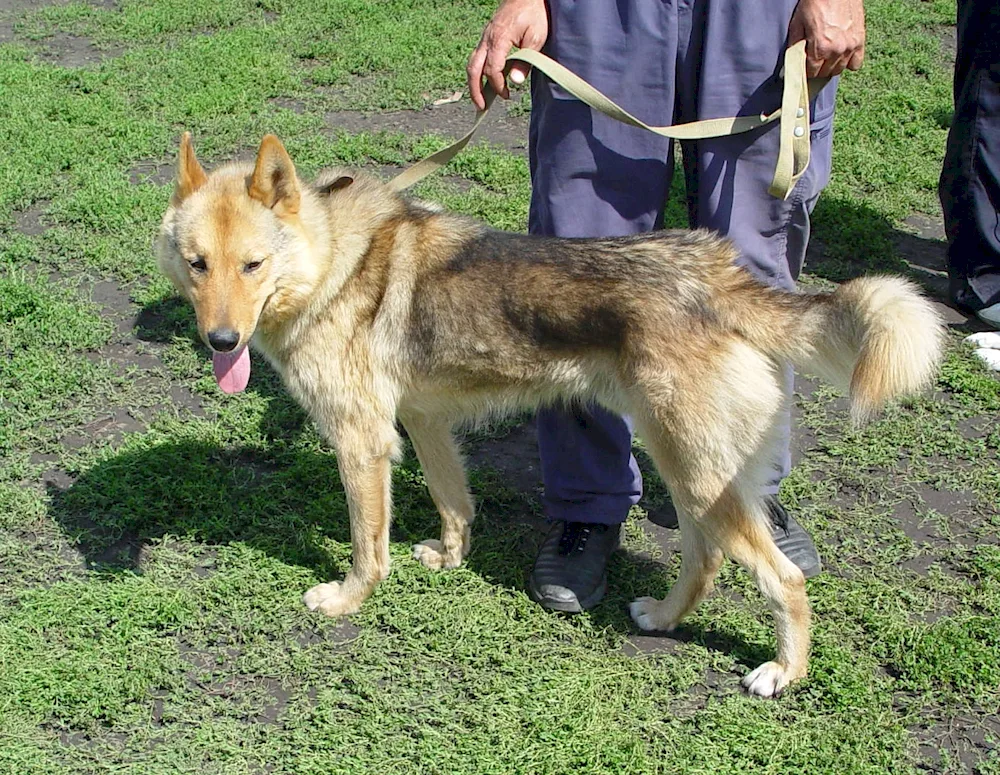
[303,423,398,617]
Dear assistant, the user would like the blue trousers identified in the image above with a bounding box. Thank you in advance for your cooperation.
[939,0,1000,311]
[530,0,838,525]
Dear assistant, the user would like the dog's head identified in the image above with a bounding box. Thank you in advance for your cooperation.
[156,133,350,393]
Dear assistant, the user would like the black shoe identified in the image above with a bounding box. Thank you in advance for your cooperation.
[950,276,983,317]
[528,521,621,612]
[766,498,823,579]
[646,501,679,529]
[950,277,1000,326]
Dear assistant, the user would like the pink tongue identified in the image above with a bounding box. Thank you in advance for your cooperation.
[213,346,251,394]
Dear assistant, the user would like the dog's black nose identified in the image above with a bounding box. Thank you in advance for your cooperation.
[207,329,240,352]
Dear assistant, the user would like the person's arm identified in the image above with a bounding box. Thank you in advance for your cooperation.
[467,0,548,110]
[788,0,866,78]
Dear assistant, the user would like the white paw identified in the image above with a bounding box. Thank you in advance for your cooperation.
[741,660,800,698]
[412,539,461,570]
[302,582,360,617]
[629,596,675,632]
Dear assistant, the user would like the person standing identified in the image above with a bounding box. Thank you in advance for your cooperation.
[468,0,865,612]
[939,0,1000,371]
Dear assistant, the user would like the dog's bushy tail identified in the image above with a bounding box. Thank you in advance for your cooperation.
[730,276,945,424]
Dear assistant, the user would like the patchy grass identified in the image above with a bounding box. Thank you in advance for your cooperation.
[1,0,997,773]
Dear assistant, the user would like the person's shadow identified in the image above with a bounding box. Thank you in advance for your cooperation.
[806,195,987,332]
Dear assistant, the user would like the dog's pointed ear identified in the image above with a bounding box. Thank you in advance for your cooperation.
[248,135,300,216]
[173,132,208,205]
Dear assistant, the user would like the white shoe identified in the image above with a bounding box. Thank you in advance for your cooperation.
[965,331,1000,350]
[964,330,1000,371]
[972,348,1000,371]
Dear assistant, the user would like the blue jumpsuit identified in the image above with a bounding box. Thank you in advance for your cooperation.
[529,0,839,525]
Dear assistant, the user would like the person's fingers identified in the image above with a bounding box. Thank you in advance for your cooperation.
[846,44,865,71]
[805,48,826,79]
[467,43,489,110]
[818,51,851,78]
[483,41,511,101]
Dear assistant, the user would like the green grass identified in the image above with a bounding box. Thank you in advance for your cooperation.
[1,0,998,772]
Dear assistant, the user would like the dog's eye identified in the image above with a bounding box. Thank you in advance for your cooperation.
[244,260,264,273]
[189,257,207,273]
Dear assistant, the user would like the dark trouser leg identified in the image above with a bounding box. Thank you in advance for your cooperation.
[675,0,837,492]
[672,0,828,576]
[526,0,677,610]
[529,0,677,526]
[939,0,1000,314]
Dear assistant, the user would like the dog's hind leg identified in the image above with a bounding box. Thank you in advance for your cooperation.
[699,490,810,697]
[710,499,810,697]
[400,413,475,570]
[627,340,810,697]
[631,433,810,697]
[304,420,398,617]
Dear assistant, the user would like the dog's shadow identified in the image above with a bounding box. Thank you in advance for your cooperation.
[49,425,772,672]
[48,437,351,577]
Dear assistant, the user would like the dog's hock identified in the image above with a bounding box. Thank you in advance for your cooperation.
[248,134,301,216]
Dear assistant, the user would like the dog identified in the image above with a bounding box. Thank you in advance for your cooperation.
[157,133,944,697]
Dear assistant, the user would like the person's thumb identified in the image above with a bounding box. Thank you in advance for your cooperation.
[508,61,531,85]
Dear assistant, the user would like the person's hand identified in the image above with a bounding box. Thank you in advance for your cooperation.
[788,0,865,78]
[468,0,548,110]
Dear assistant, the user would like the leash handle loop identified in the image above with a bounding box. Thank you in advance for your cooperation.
[390,41,827,200]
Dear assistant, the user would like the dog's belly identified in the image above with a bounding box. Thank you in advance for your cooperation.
[401,354,626,424]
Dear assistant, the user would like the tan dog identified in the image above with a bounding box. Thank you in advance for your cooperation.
[157,133,944,697]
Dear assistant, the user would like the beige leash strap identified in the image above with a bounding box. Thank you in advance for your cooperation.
[389,40,828,200]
